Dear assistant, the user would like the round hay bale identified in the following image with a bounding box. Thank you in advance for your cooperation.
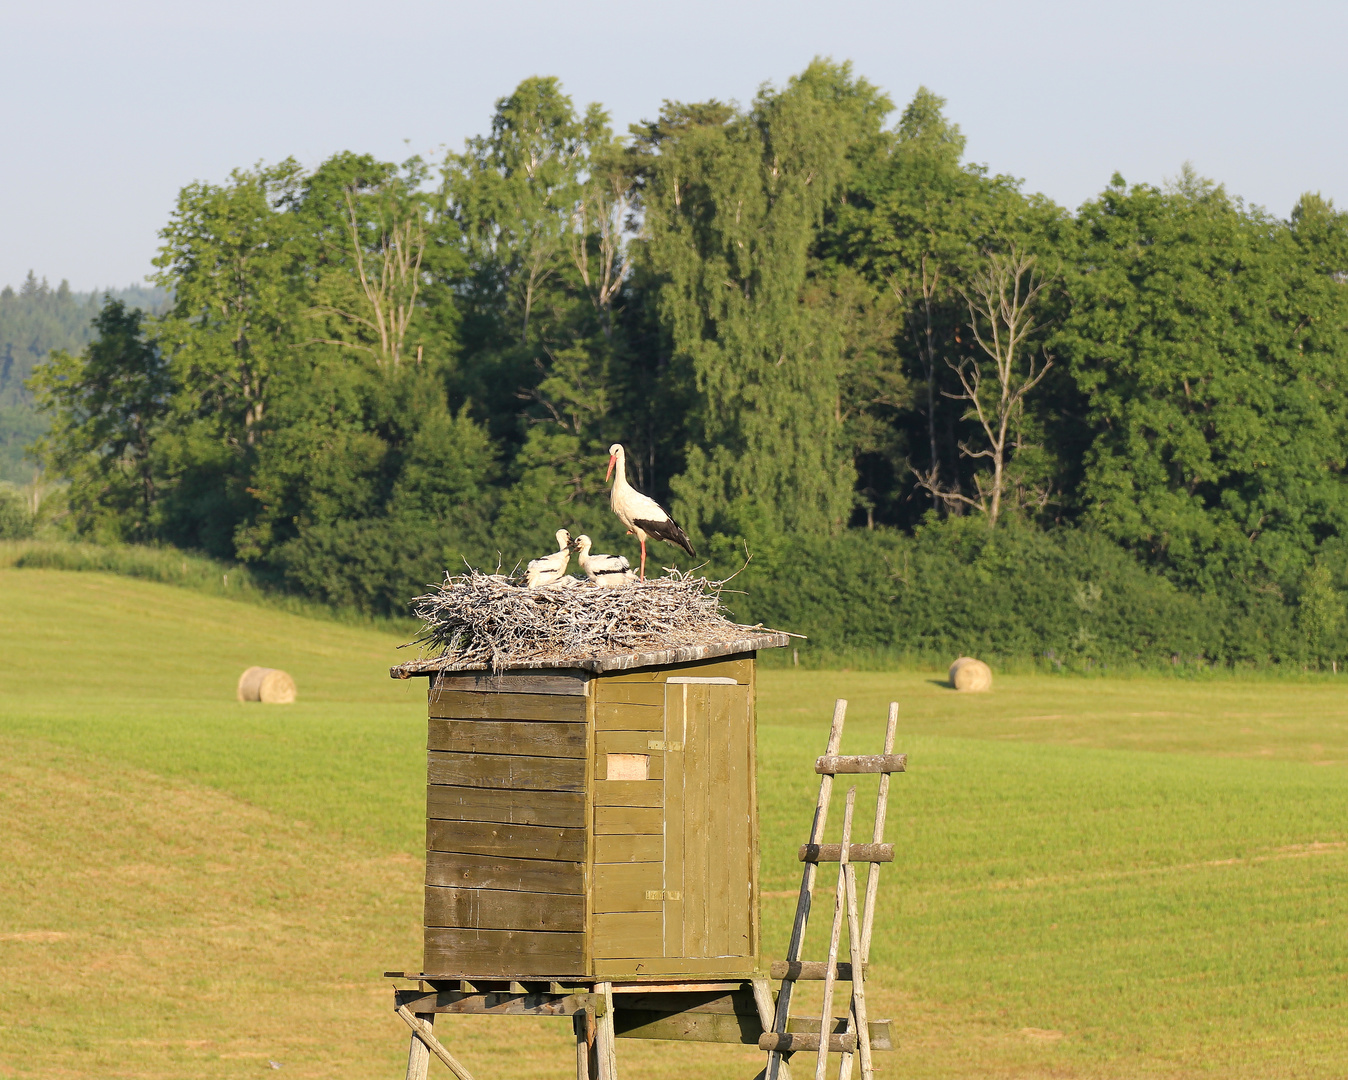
[948,656,992,692]
[237,666,297,704]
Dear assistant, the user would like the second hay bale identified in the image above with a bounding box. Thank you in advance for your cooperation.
[237,666,297,704]
[949,656,992,692]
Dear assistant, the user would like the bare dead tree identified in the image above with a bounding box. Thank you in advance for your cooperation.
[569,165,635,336]
[310,186,426,368]
[915,246,1052,526]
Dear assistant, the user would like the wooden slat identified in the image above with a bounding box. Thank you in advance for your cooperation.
[427,785,584,828]
[396,989,599,1016]
[592,956,759,978]
[424,887,584,932]
[726,684,753,957]
[429,718,586,759]
[428,751,586,792]
[427,819,586,861]
[429,691,587,722]
[663,682,686,958]
[814,754,907,775]
[758,1033,856,1054]
[601,657,753,685]
[433,673,589,696]
[594,833,662,864]
[709,684,733,957]
[614,1010,759,1045]
[423,928,584,978]
[594,806,661,834]
[591,913,663,958]
[684,684,710,957]
[797,843,895,864]
[596,731,668,768]
[611,990,757,1015]
[595,702,663,731]
[593,862,662,913]
[426,850,583,894]
[594,683,664,707]
[594,780,663,807]
[770,960,866,981]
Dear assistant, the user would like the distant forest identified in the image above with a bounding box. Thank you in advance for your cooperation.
[0,274,168,483]
[13,61,1348,667]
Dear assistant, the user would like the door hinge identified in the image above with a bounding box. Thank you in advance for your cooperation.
[647,740,683,752]
[645,890,682,901]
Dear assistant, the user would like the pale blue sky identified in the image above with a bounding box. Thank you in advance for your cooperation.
[3,0,1343,291]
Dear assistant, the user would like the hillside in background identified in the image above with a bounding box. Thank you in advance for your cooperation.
[3,566,1347,1078]
[0,272,169,483]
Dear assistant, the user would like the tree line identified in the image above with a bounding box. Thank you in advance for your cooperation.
[21,61,1348,664]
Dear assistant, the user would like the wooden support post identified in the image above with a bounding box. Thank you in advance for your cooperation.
[768,699,847,1080]
[572,1011,590,1080]
[396,1005,477,1080]
[816,788,857,1080]
[404,1010,433,1080]
[843,860,872,1079]
[595,982,618,1080]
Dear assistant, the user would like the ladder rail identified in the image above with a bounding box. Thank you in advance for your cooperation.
[838,702,898,1080]
[815,787,857,1080]
[766,699,848,1080]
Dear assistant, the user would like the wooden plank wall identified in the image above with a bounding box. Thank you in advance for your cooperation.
[423,673,590,978]
[590,657,759,977]
[591,677,665,961]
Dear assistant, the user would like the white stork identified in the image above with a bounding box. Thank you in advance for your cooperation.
[605,443,695,580]
[525,529,573,589]
[574,535,635,587]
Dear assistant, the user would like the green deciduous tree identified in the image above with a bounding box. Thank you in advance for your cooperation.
[28,299,169,540]
[1058,172,1348,587]
[638,59,892,541]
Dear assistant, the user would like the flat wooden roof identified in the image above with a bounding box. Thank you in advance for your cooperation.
[390,632,791,678]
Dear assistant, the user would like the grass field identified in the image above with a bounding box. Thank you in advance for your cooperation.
[2,568,1346,1079]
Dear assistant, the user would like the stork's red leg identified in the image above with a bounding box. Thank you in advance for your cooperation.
[639,537,647,581]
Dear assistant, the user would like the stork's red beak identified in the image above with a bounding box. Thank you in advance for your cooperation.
[606,454,616,483]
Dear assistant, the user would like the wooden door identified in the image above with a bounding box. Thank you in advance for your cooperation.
[662,677,754,959]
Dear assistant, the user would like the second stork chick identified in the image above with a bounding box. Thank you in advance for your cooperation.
[574,534,635,588]
[526,529,573,588]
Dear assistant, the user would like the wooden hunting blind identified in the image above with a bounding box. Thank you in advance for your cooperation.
[391,633,790,983]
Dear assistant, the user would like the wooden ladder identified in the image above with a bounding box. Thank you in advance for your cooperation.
[759,699,904,1080]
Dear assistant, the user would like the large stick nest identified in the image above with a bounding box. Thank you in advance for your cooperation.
[407,568,768,671]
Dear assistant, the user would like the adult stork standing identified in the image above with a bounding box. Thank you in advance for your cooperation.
[525,529,573,588]
[605,443,695,580]
[574,534,635,587]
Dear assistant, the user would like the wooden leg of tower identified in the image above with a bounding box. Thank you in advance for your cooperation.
[596,982,619,1080]
[573,1010,594,1080]
[403,1012,432,1080]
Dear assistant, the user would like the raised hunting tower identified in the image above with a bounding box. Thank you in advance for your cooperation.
[391,633,789,982]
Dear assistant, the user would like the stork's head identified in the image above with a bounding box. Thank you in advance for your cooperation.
[555,528,571,552]
[606,443,623,483]
[574,534,593,556]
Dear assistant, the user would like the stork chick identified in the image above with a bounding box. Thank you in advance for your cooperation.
[574,534,635,588]
[525,529,573,588]
[605,443,696,580]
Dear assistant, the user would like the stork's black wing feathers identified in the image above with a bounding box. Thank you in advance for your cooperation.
[634,515,696,557]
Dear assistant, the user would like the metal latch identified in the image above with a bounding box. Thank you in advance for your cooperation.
[647,740,683,752]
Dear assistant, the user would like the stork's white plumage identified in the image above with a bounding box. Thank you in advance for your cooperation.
[525,528,573,588]
[574,534,635,587]
[605,443,695,580]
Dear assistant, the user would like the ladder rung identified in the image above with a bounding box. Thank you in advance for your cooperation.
[815,753,907,775]
[770,960,867,981]
[798,842,894,864]
[758,1032,857,1054]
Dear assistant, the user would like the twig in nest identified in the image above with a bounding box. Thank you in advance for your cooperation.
[407,568,772,672]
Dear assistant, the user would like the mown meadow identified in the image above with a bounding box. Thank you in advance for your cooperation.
[2,568,1347,1078]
